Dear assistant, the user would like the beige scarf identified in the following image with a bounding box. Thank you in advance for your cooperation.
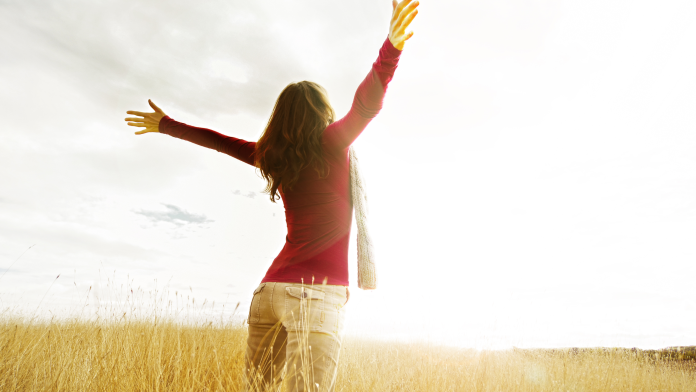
[349,146,377,290]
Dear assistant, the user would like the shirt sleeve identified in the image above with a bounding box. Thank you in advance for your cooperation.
[322,37,402,153]
[158,116,256,166]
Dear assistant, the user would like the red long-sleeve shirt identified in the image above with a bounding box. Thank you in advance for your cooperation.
[159,37,401,286]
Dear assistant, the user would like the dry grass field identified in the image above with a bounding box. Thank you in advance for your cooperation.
[1,312,694,391]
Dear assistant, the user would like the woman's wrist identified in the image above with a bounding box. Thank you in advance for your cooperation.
[381,36,403,61]
[387,35,403,52]
[158,115,170,134]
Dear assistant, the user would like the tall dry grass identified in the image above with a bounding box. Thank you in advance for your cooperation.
[1,314,694,391]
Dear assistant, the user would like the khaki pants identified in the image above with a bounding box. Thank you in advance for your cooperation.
[245,282,349,392]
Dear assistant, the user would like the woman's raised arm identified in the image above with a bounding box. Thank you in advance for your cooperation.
[322,0,419,151]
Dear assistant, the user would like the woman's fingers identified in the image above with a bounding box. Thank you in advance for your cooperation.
[127,122,148,127]
[134,129,156,135]
[126,110,150,117]
[148,99,165,115]
[396,1,419,28]
[404,30,415,42]
[401,9,418,31]
[393,0,412,19]
[124,117,154,125]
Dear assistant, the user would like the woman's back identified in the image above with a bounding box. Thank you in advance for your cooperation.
[263,140,353,285]
[157,37,402,286]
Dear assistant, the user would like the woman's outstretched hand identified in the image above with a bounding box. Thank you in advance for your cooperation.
[389,0,419,50]
[125,99,167,135]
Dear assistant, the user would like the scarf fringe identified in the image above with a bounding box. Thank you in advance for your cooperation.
[349,146,377,290]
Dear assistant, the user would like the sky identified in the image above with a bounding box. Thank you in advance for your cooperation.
[1,0,695,349]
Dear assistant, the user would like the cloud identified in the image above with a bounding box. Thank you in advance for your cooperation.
[232,190,257,199]
[134,204,213,226]
[0,268,18,276]
[0,0,389,124]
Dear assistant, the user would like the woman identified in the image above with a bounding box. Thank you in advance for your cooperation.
[125,1,418,390]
